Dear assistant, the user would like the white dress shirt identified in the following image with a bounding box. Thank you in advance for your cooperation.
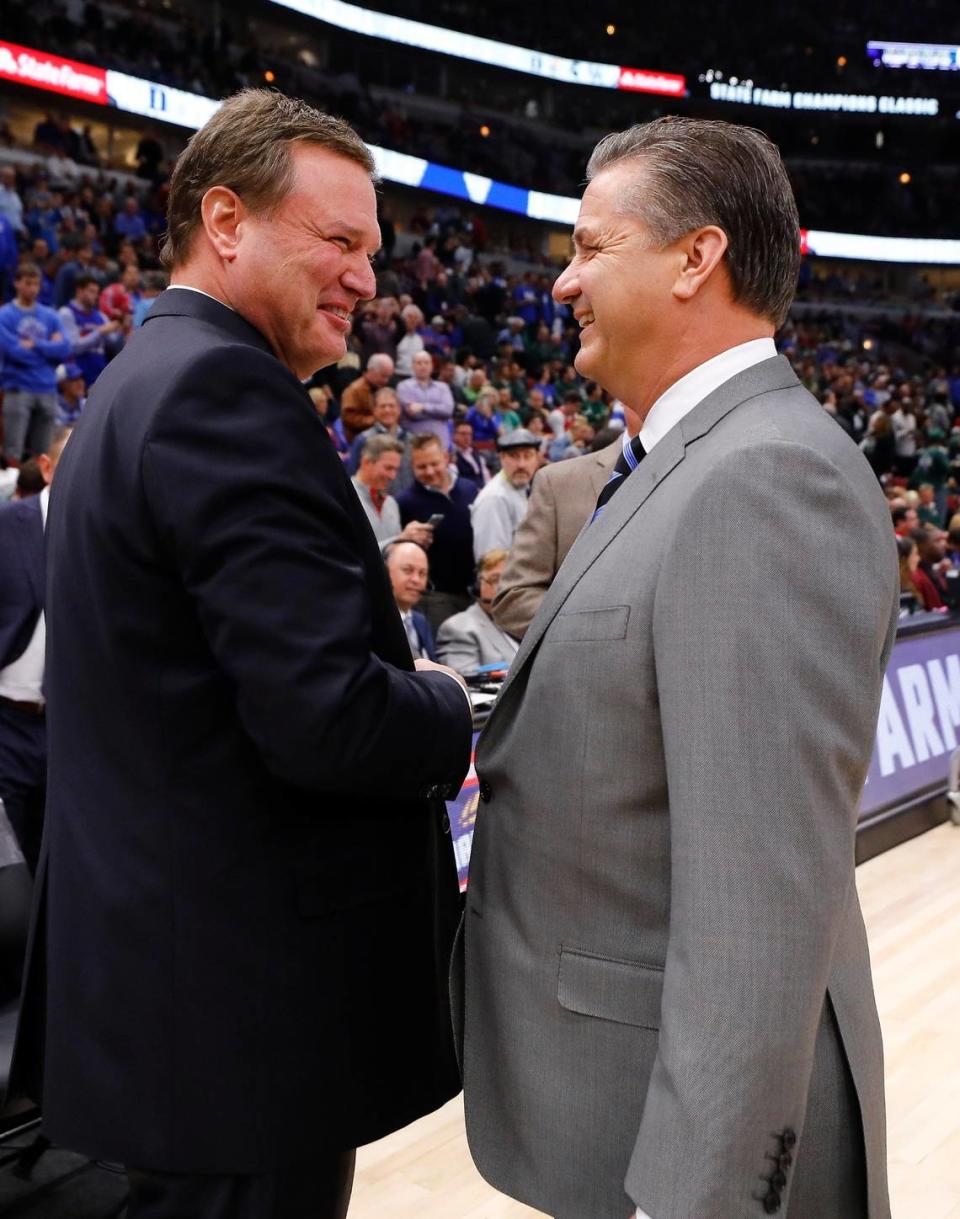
[632,335,776,1219]
[0,486,49,703]
[636,337,778,456]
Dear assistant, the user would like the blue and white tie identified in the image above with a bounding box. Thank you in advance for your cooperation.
[591,432,646,523]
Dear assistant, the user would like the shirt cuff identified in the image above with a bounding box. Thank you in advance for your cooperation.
[433,666,473,713]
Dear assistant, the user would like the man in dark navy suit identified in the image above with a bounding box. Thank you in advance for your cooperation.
[9,90,473,1219]
[385,540,438,661]
[0,428,69,874]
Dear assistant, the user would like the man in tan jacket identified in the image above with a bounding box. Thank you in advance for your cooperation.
[491,433,622,638]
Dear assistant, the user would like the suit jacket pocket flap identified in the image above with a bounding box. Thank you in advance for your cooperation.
[549,605,630,643]
[558,946,663,1029]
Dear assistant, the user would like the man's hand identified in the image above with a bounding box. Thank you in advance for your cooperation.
[415,657,468,697]
[406,401,426,417]
[399,520,433,548]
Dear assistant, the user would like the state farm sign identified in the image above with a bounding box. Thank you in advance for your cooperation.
[0,41,107,103]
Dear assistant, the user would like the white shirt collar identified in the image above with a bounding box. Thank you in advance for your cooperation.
[637,337,777,455]
[39,484,50,528]
[167,283,235,312]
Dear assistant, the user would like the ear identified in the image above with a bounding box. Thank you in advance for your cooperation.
[199,186,245,264]
[36,454,53,485]
[671,225,728,303]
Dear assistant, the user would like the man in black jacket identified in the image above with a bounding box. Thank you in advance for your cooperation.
[398,433,478,631]
[9,89,472,1219]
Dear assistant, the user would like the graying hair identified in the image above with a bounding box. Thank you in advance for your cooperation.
[360,433,404,462]
[587,116,800,328]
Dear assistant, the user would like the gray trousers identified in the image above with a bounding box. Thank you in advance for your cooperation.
[2,390,58,462]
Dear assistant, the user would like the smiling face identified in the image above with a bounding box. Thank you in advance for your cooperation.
[553,162,679,406]
[224,143,379,378]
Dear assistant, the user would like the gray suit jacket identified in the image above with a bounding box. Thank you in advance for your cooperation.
[457,357,898,1219]
[435,602,519,674]
[492,440,620,638]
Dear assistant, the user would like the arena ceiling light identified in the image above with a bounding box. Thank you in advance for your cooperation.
[3,38,960,265]
[267,0,687,97]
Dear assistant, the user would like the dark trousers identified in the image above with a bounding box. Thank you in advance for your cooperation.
[0,703,46,875]
[126,1150,356,1219]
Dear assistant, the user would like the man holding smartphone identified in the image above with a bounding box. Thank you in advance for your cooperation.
[398,433,478,631]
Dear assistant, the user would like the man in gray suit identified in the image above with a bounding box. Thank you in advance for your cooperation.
[458,117,897,1219]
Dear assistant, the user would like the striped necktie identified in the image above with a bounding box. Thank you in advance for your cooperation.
[591,433,646,523]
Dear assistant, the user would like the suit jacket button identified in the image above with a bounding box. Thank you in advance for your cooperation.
[782,1128,797,1150]
[479,780,492,803]
[771,1170,787,1190]
[763,1190,782,1214]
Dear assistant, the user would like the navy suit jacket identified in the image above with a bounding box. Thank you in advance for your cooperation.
[0,495,44,672]
[411,609,438,661]
[10,289,473,1171]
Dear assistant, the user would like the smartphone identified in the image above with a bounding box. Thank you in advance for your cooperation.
[427,513,444,528]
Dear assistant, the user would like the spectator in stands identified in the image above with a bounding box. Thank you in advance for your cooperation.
[465,386,502,451]
[114,195,147,243]
[358,296,402,363]
[351,433,433,549]
[55,362,86,425]
[0,165,24,234]
[57,273,119,388]
[52,239,95,308]
[0,210,16,301]
[859,412,896,480]
[453,419,490,486]
[397,349,455,445]
[898,535,942,610]
[910,428,950,521]
[470,428,539,561]
[547,389,583,441]
[436,548,519,674]
[339,352,394,443]
[892,505,920,537]
[385,540,437,660]
[548,413,596,461]
[133,270,167,327]
[347,386,414,494]
[891,396,918,477]
[0,424,70,872]
[395,303,425,377]
[100,264,143,330]
[398,433,478,630]
[912,526,949,600]
[916,484,942,528]
[0,264,70,464]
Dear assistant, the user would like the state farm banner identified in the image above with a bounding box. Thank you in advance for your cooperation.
[0,40,107,104]
[861,621,960,819]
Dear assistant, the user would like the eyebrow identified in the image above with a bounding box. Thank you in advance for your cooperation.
[572,226,598,249]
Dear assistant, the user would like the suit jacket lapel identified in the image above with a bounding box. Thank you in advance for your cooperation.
[490,356,799,714]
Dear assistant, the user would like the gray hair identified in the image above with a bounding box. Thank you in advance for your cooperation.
[367,352,394,374]
[586,116,800,328]
[360,433,404,463]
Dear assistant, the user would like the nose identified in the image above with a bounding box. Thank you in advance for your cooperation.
[345,254,377,302]
[553,260,578,305]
